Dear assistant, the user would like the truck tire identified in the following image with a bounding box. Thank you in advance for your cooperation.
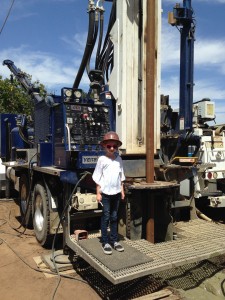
[19,174,33,228]
[33,183,52,247]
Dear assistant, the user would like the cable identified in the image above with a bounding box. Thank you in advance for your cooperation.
[8,209,34,236]
[1,152,37,237]
[18,126,34,145]
[221,279,225,296]
[11,155,37,235]
[50,171,92,300]
[96,0,116,77]
[0,0,16,36]
[1,171,91,298]
[0,236,88,284]
[0,203,34,237]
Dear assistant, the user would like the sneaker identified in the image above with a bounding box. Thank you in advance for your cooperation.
[102,243,112,255]
[113,242,124,252]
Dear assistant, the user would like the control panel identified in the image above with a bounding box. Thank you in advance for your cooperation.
[65,103,110,145]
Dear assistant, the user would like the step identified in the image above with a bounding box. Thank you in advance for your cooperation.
[68,219,225,284]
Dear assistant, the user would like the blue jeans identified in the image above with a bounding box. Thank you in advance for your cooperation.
[101,193,120,245]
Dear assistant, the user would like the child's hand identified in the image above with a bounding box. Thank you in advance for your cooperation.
[96,193,102,202]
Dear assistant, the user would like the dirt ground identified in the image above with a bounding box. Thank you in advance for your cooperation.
[2,198,225,300]
[0,198,169,300]
[0,198,101,300]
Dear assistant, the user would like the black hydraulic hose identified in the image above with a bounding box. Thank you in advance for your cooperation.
[97,35,112,72]
[102,40,113,82]
[73,9,95,89]
[105,44,114,80]
[95,11,104,69]
[102,0,116,47]
[86,11,99,77]
[98,39,111,71]
[97,0,116,70]
[98,38,113,76]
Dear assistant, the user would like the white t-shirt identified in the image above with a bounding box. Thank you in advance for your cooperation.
[92,154,125,195]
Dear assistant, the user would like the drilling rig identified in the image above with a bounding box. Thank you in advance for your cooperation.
[2,0,225,285]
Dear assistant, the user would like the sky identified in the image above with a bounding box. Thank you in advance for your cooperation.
[0,0,225,124]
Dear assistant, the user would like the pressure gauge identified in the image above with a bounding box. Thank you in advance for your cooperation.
[103,108,108,113]
[88,107,93,112]
[74,90,82,98]
[65,89,72,97]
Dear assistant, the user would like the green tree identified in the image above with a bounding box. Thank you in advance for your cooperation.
[0,74,46,116]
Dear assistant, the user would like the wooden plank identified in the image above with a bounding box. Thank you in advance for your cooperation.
[134,288,173,299]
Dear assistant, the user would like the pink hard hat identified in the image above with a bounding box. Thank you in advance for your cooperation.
[100,131,122,147]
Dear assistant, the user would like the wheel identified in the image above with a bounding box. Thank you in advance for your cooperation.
[19,174,32,228]
[33,182,52,247]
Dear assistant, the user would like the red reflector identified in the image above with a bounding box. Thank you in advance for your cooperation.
[207,172,212,179]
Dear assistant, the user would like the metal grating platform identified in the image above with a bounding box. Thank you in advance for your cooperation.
[69,219,225,284]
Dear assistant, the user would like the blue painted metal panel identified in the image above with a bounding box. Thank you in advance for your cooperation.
[77,150,105,169]
[0,114,17,158]
[38,142,53,166]
[60,170,79,185]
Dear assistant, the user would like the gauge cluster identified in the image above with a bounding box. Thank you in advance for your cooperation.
[62,88,83,103]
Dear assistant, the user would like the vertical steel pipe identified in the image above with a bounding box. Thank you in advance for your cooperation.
[146,0,156,183]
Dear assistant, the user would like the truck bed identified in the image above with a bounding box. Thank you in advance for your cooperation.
[69,219,225,284]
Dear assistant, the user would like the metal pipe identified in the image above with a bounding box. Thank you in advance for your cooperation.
[65,124,71,151]
[137,0,143,145]
[146,0,156,183]
[178,0,195,131]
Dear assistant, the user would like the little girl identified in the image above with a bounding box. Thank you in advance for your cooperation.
[92,131,125,255]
